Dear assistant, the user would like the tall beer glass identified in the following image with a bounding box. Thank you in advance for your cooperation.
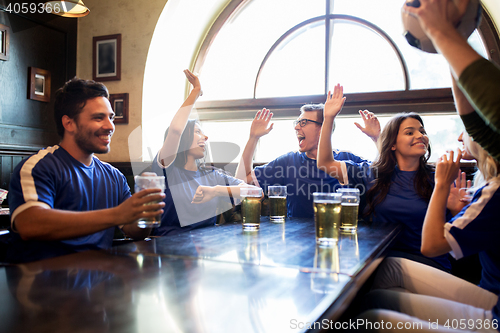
[312,192,342,246]
[336,188,360,232]
[268,186,287,223]
[241,187,262,231]
[134,174,165,228]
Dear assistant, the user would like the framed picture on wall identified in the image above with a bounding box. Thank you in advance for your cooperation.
[28,67,51,102]
[0,24,10,61]
[93,34,121,81]
[109,93,129,124]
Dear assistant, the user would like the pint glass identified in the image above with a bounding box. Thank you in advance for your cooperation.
[241,187,263,231]
[313,192,342,246]
[134,174,165,228]
[336,188,360,232]
[268,186,287,223]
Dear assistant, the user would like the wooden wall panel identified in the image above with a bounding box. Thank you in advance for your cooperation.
[0,2,76,191]
[0,154,30,190]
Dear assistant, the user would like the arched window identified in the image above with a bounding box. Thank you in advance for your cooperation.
[143,0,500,163]
[193,0,498,162]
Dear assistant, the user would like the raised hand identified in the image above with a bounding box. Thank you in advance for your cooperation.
[183,69,202,96]
[250,108,274,139]
[324,84,346,119]
[403,0,464,37]
[447,169,473,216]
[436,149,463,187]
[354,110,381,142]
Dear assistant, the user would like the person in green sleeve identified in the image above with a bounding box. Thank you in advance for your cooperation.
[403,0,500,161]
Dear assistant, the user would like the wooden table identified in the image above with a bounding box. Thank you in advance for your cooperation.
[0,217,399,333]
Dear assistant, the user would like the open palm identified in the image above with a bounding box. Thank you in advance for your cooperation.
[250,108,274,139]
[324,84,346,119]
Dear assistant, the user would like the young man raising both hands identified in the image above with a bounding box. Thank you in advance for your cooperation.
[235,103,380,218]
[6,78,164,263]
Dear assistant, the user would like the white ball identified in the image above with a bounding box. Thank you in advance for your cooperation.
[401,0,482,53]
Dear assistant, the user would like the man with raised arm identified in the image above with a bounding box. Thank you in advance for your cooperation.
[5,78,165,263]
[235,104,380,218]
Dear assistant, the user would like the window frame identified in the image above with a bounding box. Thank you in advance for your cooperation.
[193,0,500,121]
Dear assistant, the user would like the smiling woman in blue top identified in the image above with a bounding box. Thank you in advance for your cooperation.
[317,84,464,272]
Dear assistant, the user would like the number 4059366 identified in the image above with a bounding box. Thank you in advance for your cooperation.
[3,3,62,14]
[443,319,498,330]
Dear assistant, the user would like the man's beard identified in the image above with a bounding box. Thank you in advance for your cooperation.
[74,128,110,155]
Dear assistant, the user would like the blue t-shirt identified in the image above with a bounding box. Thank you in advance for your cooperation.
[8,145,131,249]
[254,150,366,218]
[344,160,451,271]
[151,158,243,236]
[445,177,500,323]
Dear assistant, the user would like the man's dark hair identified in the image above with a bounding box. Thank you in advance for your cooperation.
[53,77,109,138]
[300,104,324,124]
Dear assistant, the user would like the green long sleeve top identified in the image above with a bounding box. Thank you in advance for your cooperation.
[460,112,500,162]
[458,58,500,162]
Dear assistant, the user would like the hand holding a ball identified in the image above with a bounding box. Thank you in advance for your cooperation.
[404,0,466,37]
[401,0,481,57]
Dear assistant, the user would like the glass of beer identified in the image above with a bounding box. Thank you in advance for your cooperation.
[313,192,342,246]
[240,187,263,231]
[268,186,287,223]
[336,188,360,232]
[134,173,165,228]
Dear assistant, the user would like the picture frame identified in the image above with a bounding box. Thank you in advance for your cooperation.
[109,93,129,124]
[93,34,121,81]
[28,67,51,102]
[0,24,10,61]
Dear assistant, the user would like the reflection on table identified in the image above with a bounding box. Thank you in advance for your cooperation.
[310,244,340,294]
[0,217,399,333]
[339,231,360,271]
[109,218,395,278]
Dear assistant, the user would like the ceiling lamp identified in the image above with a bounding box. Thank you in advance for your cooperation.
[44,0,90,18]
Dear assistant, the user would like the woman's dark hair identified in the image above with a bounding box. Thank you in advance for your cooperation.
[163,119,206,169]
[365,112,434,217]
[54,77,109,138]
